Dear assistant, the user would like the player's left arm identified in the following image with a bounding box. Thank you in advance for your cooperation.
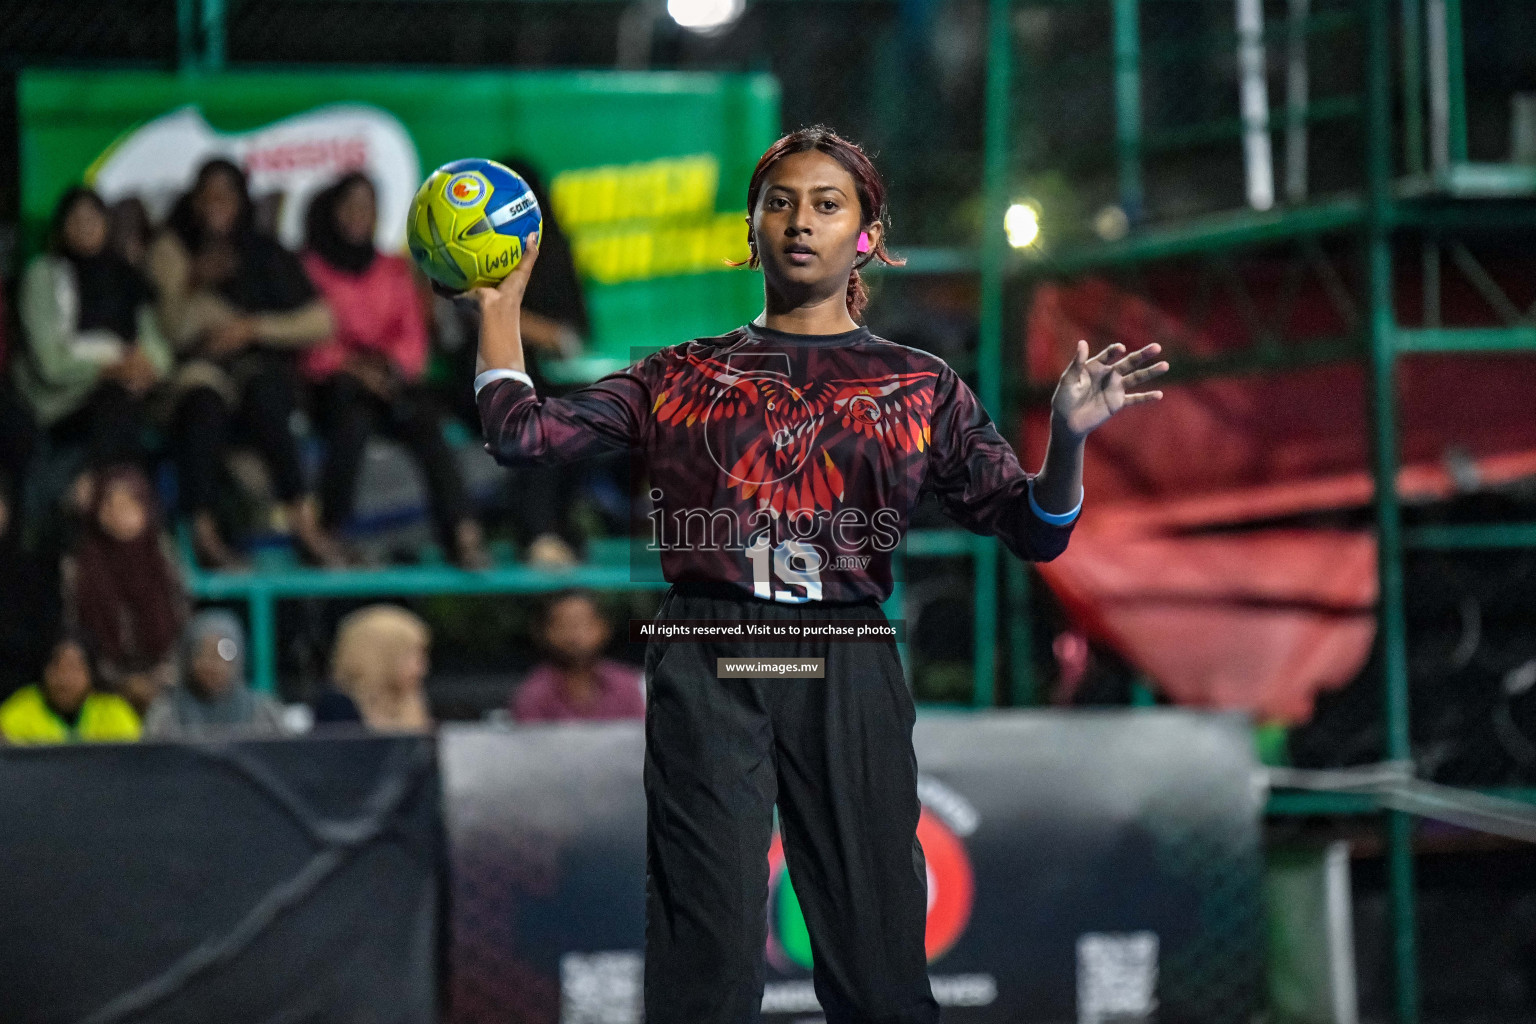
[1032,340,1167,515]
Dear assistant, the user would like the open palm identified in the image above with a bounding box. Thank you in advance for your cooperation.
[1051,339,1168,440]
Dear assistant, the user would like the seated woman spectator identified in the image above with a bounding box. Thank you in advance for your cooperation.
[301,172,487,568]
[62,465,188,715]
[14,187,171,487]
[316,604,434,732]
[144,609,285,739]
[511,589,644,723]
[147,158,344,568]
[0,634,140,744]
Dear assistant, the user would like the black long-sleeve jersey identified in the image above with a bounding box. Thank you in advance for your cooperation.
[478,322,1077,604]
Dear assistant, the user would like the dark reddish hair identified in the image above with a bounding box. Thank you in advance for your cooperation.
[735,126,904,321]
[71,465,184,672]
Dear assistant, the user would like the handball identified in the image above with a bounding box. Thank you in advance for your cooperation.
[406,158,543,292]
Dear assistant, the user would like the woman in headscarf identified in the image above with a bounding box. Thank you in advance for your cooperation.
[326,604,433,732]
[61,464,188,714]
[147,158,344,569]
[301,172,487,568]
[143,609,286,739]
[15,187,171,478]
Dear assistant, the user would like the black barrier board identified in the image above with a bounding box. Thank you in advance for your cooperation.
[442,710,1263,1024]
[0,734,442,1024]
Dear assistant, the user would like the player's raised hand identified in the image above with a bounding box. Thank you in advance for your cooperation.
[1050,339,1168,440]
[471,233,541,316]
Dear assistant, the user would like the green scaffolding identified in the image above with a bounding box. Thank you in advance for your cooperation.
[981,2,1536,1022]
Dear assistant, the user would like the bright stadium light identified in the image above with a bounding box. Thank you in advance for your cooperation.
[668,0,745,33]
[1004,202,1040,249]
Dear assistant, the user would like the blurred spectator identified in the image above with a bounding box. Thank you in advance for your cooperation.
[14,187,170,485]
[301,172,487,569]
[0,385,38,523]
[108,197,155,273]
[0,634,140,744]
[148,158,343,569]
[511,589,644,723]
[0,277,39,492]
[62,465,188,715]
[324,604,433,732]
[144,609,286,739]
[309,684,364,727]
[0,473,61,700]
[435,157,595,567]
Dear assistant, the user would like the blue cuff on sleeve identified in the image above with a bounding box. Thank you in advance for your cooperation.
[474,368,536,398]
[1027,477,1083,526]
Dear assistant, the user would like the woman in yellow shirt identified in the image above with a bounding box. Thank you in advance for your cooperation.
[0,636,140,744]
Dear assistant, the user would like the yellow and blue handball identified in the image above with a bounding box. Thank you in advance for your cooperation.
[407,158,543,291]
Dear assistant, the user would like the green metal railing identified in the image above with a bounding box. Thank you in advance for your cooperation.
[189,529,985,697]
[1001,3,1536,1023]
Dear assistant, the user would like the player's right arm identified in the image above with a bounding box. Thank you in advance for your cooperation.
[476,369,648,465]
[471,232,540,381]
[471,234,649,464]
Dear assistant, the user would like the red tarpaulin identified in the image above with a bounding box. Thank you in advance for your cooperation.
[1022,274,1536,723]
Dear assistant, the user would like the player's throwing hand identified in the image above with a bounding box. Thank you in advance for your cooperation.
[471,233,541,315]
[1051,339,1168,441]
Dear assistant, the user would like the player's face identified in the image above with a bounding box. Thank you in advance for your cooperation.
[752,150,875,303]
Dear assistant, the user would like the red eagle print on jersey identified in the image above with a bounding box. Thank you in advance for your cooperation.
[651,352,939,518]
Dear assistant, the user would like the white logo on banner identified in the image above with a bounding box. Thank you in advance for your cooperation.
[560,950,643,1024]
[760,974,996,1013]
[88,103,420,253]
[1077,932,1159,1024]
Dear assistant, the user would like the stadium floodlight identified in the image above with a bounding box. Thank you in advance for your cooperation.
[1004,202,1040,249]
[668,0,745,33]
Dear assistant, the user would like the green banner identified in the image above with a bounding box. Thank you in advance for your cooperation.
[20,70,780,360]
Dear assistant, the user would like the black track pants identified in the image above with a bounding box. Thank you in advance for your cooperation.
[642,582,941,1024]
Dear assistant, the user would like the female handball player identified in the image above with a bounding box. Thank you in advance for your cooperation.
[469,126,1167,1024]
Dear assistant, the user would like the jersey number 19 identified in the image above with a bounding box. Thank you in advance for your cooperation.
[746,536,824,604]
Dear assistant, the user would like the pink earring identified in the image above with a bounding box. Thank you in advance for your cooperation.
[857,231,871,254]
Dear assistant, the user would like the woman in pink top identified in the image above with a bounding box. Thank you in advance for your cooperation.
[301,173,487,568]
